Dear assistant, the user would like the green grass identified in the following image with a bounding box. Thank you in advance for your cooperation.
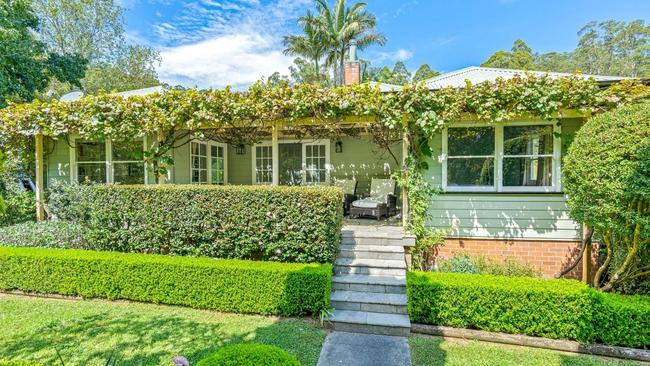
[409,335,644,366]
[0,294,326,365]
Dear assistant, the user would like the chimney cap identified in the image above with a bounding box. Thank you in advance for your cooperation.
[348,39,358,62]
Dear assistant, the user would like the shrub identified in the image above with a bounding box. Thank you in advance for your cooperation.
[407,271,650,348]
[0,221,88,249]
[563,102,650,292]
[197,344,300,366]
[0,247,331,316]
[47,184,343,263]
[438,252,539,277]
[0,362,41,366]
[0,188,35,227]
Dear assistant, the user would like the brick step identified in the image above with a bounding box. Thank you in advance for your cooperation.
[328,309,411,337]
[338,249,404,261]
[331,290,408,314]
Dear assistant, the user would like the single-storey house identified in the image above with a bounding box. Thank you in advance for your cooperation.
[39,61,631,277]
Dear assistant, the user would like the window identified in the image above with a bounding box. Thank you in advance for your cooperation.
[305,144,327,184]
[112,140,145,184]
[76,140,107,183]
[443,123,560,192]
[255,145,273,184]
[503,125,553,187]
[191,141,227,185]
[446,127,495,188]
[72,138,145,184]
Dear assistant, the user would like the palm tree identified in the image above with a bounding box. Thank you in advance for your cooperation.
[283,11,327,84]
[314,0,386,86]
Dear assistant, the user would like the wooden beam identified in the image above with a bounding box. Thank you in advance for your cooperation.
[271,123,279,186]
[582,224,593,284]
[157,130,166,185]
[401,129,410,228]
[35,134,45,221]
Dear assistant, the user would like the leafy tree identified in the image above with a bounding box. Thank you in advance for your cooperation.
[481,39,534,69]
[481,20,649,77]
[32,0,161,96]
[390,61,411,85]
[0,0,86,107]
[564,102,650,293]
[81,45,161,94]
[283,11,328,84]
[289,58,331,85]
[313,0,386,85]
[32,0,124,63]
[412,64,439,83]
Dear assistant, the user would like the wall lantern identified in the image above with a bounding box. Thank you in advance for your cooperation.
[335,140,343,153]
[235,144,246,155]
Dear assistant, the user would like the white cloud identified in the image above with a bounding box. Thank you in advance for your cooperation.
[152,0,310,88]
[158,32,293,89]
[371,48,414,64]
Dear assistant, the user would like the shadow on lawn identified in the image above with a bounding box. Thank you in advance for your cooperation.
[1,307,320,365]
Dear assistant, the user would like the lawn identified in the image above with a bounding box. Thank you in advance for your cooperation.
[0,294,326,365]
[409,335,644,366]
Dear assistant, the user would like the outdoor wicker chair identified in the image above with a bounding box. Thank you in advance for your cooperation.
[349,178,397,220]
[333,178,358,216]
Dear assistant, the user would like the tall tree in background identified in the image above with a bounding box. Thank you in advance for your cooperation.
[32,0,161,96]
[283,11,328,84]
[0,0,86,107]
[314,0,386,85]
[412,64,439,83]
[389,61,411,85]
[481,20,649,77]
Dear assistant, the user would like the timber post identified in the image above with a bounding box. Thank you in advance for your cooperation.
[35,133,45,221]
[271,123,279,186]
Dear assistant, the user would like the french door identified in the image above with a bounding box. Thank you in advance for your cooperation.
[191,141,227,184]
[252,140,330,185]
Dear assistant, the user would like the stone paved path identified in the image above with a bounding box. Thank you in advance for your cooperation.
[317,331,411,366]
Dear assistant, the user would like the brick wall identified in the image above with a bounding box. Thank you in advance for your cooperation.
[434,238,597,278]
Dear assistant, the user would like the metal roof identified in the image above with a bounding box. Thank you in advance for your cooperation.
[423,66,631,90]
[59,85,165,102]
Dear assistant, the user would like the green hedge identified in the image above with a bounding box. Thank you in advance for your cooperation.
[0,221,89,249]
[407,272,650,348]
[197,344,300,366]
[48,184,343,263]
[0,247,331,316]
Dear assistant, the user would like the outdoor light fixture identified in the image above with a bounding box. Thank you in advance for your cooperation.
[335,140,343,153]
[235,144,245,155]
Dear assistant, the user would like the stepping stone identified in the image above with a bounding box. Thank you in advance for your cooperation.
[317,331,411,366]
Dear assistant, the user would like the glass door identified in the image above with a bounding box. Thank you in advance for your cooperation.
[279,143,303,186]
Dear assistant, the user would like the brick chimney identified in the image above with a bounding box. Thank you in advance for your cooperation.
[344,39,361,85]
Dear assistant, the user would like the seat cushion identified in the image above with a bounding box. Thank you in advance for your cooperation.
[351,197,384,209]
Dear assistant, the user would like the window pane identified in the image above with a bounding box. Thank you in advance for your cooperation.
[77,163,106,183]
[448,127,494,156]
[114,162,145,184]
[112,140,143,161]
[76,141,105,162]
[503,157,553,186]
[504,125,553,156]
[447,158,494,186]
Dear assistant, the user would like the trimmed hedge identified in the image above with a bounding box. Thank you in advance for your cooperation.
[0,247,331,316]
[0,221,88,249]
[48,184,343,263]
[407,272,650,348]
[197,344,300,366]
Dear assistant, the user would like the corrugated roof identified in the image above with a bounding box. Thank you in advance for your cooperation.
[59,85,165,102]
[424,66,631,90]
[367,81,402,92]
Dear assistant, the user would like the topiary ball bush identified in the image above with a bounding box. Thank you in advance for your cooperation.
[197,344,300,366]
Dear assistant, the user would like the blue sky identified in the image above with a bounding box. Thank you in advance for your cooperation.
[119,0,650,89]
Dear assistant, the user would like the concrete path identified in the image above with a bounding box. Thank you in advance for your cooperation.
[317,331,412,366]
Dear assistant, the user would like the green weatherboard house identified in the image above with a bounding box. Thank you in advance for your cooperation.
[43,65,630,278]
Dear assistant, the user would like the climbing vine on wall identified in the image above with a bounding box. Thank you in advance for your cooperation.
[0,74,647,231]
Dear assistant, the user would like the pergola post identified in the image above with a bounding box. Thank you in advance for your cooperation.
[401,119,410,228]
[582,223,592,284]
[35,133,45,221]
[272,124,279,186]
[157,129,166,185]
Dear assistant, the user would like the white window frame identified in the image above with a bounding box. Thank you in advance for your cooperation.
[252,139,331,185]
[190,140,228,185]
[69,136,147,184]
[441,121,561,193]
[252,142,274,185]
